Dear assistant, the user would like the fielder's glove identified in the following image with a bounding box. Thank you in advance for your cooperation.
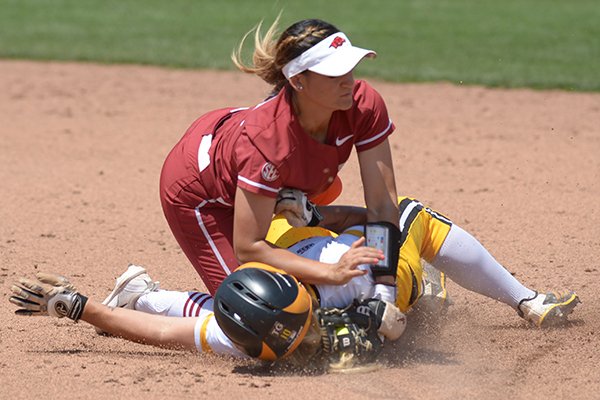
[9,272,88,321]
[316,298,407,369]
[316,301,384,368]
[275,188,323,227]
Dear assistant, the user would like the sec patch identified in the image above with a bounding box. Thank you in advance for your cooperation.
[261,162,279,182]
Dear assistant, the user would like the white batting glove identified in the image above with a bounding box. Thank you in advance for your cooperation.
[9,272,88,321]
[275,188,323,227]
[376,301,407,341]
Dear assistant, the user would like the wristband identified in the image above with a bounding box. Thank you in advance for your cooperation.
[51,293,88,322]
[365,221,401,280]
[69,294,88,322]
[373,283,397,303]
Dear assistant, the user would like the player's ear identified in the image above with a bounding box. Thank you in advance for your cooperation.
[289,76,304,91]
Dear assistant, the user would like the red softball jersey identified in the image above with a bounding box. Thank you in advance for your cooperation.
[163,79,395,207]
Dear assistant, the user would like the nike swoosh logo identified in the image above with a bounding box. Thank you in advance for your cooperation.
[335,134,354,146]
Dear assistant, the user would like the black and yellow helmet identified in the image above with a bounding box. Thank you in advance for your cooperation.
[213,262,313,361]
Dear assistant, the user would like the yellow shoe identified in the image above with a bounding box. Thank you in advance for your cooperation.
[518,291,580,327]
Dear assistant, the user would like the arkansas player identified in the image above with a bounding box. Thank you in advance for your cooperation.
[160,18,399,296]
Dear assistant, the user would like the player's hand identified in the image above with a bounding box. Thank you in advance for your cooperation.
[328,237,383,285]
[275,188,323,227]
[316,302,384,371]
[9,272,88,321]
[348,298,407,341]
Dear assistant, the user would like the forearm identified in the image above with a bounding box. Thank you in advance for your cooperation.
[311,203,398,233]
[81,300,197,351]
[236,241,335,285]
[366,200,399,227]
[233,187,368,285]
[358,138,399,227]
[317,205,367,233]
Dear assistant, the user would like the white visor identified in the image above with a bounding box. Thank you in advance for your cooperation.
[282,32,376,79]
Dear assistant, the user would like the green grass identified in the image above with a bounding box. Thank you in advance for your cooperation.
[0,0,598,91]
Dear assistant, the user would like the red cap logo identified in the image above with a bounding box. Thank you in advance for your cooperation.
[329,36,346,49]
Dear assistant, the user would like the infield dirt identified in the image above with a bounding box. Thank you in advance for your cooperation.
[1,60,599,399]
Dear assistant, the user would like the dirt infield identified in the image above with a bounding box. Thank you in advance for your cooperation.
[1,60,599,399]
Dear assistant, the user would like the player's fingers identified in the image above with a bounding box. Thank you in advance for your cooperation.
[340,257,377,274]
[17,277,49,295]
[15,309,34,316]
[350,237,365,248]
[353,256,381,267]
[361,247,384,258]
[15,309,41,316]
[346,248,383,263]
[346,243,380,255]
[8,295,25,307]
[350,242,384,257]
[342,269,368,282]
[361,244,385,259]
[36,272,71,287]
[10,284,42,301]
[9,295,43,311]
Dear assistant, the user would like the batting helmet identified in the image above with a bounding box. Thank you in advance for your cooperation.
[213,262,314,361]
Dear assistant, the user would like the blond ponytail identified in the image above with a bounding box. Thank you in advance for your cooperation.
[231,15,286,90]
[232,17,339,93]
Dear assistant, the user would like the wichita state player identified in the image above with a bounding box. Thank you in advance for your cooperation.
[10,196,579,364]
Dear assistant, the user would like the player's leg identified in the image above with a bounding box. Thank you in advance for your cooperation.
[395,197,442,311]
[136,290,211,317]
[161,201,239,295]
[100,265,213,317]
[127,289,245,356]
[98,266,245,354]
[92,299,245,357]
[431,223,579,326]
[432,224,536,307]
[412,198,579,326]
[410,197,536,307]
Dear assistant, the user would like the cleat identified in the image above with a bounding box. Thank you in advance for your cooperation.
[95,265,159,335]
[101,264,159,309]
[518,290,580,327]
[421,260,449,304]
[417,260,451,314]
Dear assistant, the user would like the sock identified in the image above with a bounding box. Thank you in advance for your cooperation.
[431,225,536,308]
[135,290,213,317]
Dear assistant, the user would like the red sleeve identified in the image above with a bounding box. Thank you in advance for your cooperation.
[234,133,282,198]
[353,82,395,152]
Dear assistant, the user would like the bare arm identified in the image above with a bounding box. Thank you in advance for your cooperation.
[357,139,399,286]
[81,300,198,351]
[317,205,367,233]
[316,139,399,232]
[357,138,399,226]
[233,187,382,285]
